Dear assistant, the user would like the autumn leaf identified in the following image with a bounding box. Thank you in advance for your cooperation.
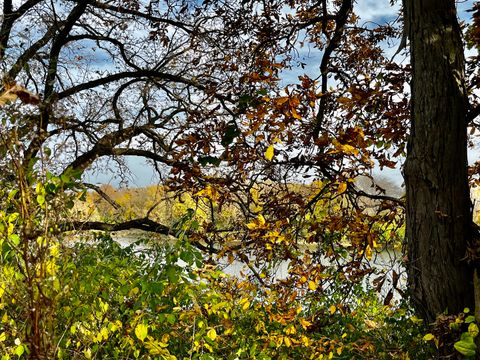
[291,107,302,120]
[337,96,351,105]
[337,182,347,194]
[299,318,312,330]
[239,298,251,310]
[0,82,40,106]
[257,214,266,226]
[207,328,217,341]
[265,144,274,161]
[331,139,359,156]
[135,323,148,342]
[423,333,435,341]
[0,90,17,106]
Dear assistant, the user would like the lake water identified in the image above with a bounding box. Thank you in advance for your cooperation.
[113,233,406,300]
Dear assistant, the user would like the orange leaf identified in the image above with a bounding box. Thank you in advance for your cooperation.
[337,182,347,194]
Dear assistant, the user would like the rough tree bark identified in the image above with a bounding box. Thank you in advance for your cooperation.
[404,0,474,322]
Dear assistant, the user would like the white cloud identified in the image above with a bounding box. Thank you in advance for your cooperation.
[355,0,400,24]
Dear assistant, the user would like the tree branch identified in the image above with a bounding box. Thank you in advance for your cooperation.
[90,1,194,34]
[61,218,213,253]
[56,70,232,102]
[468,104,480,123]
[83,183,121,210]
[313,0,353,138]
[0,0,43,59]
[62,217,173,235]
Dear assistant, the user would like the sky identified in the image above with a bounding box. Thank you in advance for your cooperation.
[85,0,478,188]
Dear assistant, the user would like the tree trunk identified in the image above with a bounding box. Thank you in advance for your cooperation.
[403,0,473,322]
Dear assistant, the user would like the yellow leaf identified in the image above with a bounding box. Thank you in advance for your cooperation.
[204,342,213,352]
[331,139,359,156]
[423,333,435,341]
[410,316,423,325]
[365,245,372,261]
[291,108,302,120]
[299,318,312,330]
[100,327,109,340]
[301,335,310,346]
[274,96,289,106]
[135,323,148,342]
[0,332,6,342]
[337,182,347,194]
[284,336,292,347]
[257,214,266,226]
[265,145,274,161]
[246,222,257,230]
[308,280,317,291]
[0,91,17,106]
[329,305,336,314]
[194,185,218,200]
[250,188,259,203]
[364,319,379,329]
[285,324,296,335]
[207,328,217,341]
[469,323,479,338]
[239,298,251,310]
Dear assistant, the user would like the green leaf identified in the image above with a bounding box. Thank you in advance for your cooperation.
[257,88,268,96]
[45,183,57,194]
[8,213,19,223]
[454,334,477,357]
[8,234,20,247]
[238,94,253,111]
[221,121,240,146]
[466,315,476,323]
[180,250,194,265]
[15,344,24,357]
[198,156,221,166]
[7,189,18,200]
[166,314,176,325]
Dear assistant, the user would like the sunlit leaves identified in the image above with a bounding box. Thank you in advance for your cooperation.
[0,82,39,106]
[329,305,337,315]
[337,182,347,194]
[206,328,217,341]
[246,214,266,230]
[469,323,479,338]
[423,333,435,341]
[135,323,149,342]
[264,144,275,161]
[454,333,477,357]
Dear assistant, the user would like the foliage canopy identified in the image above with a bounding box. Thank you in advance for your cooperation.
[1,0,480,358]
